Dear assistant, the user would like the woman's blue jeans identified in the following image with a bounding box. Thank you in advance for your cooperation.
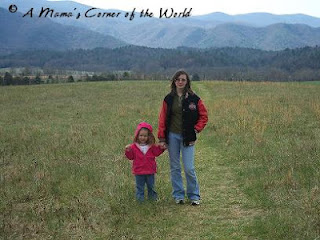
[168,132,200,201]
[135,174,157,201]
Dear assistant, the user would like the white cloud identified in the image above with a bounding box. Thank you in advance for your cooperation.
[70,0,320,17]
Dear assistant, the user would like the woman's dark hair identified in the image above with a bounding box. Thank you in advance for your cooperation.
[170,70,194,95]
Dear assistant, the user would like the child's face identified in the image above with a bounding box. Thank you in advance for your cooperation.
[138,129,149,144]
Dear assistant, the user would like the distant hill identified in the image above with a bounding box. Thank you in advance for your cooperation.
[193,12,320,28]
[0,7,127,53]
[1,0,320,50]
[182,23,320,50]
[88,20,320,50]
[1,46,320,81]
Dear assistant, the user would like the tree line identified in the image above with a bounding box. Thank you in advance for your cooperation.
[1,45,320,84]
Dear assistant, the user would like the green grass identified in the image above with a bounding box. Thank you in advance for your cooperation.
[1,81,320,239]
[299,81,320,85]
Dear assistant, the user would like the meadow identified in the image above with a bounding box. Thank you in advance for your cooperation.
[1,80,319,239]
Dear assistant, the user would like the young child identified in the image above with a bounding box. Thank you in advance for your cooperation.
[125,122,165,202]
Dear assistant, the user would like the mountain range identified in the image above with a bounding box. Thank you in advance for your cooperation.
[0,7,126,53]
[1,0,320,52]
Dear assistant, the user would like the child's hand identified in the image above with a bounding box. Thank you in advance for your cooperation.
[125,144,131,151]
[158,142,167,150]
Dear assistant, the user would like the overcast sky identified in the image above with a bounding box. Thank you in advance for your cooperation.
[68,0,320,17]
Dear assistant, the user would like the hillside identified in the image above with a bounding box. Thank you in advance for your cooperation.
[0,7,127,52]
[1,46,320,81]
[1,0,320,50]
[112,21,320,50]
[187,23,320,50]
[193,12,320,28]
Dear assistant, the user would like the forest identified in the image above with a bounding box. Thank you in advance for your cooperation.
[1,45,320,85]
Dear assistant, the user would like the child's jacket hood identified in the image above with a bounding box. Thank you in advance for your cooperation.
[135,122,153,138]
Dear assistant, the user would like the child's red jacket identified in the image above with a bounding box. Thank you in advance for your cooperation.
[125,143,164,175]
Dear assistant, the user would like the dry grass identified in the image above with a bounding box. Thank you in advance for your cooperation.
[1,81,320,239]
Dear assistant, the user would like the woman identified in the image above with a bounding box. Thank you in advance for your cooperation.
[158,70,208,205]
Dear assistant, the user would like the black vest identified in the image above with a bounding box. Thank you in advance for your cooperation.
[164,93,200,146]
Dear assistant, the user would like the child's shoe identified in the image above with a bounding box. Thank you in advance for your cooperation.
[191,200,200,206]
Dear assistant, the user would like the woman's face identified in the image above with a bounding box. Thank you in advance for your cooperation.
[174,74,187,91]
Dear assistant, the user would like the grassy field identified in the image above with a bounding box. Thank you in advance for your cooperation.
[1,81,319,239]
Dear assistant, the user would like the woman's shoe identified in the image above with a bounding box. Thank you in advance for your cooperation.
[175,199,185,204]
